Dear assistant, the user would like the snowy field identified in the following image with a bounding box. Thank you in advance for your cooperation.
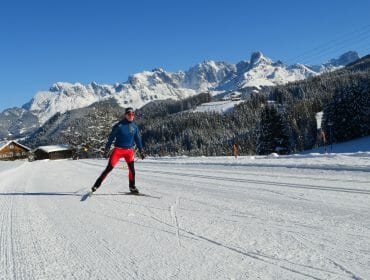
[0,152,369,279]
[192,100,244,114]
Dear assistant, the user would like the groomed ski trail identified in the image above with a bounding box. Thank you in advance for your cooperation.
[0,157,369,279]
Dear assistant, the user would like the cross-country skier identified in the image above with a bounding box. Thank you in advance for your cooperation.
[91,107,145,194]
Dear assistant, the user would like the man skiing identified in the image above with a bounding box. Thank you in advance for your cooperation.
[91,107,145,194]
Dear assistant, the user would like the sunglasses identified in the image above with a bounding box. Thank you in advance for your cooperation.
[126,112,135,116]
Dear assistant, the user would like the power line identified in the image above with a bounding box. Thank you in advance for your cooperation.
[285,24,370,65]
[299,31,370,64]
[287,24,370,62]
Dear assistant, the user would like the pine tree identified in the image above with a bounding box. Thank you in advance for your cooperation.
[323,80,370,142]
[257,105,290,155]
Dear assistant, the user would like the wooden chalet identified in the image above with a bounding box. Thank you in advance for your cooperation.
[0,140,31,161]
[32,145,73,161]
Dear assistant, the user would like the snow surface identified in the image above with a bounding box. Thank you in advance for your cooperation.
[0,150,369,279]
[35,144,71,153]
[303,135,370,154]
[315,111,323,129]
[192,100,244,114]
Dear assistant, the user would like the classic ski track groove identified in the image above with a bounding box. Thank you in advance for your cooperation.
[140,168,370,195]
[166,167,370,184]
[74,160,370,184]
[0,171,26,279]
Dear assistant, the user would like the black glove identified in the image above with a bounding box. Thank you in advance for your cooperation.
[139,150,146,160]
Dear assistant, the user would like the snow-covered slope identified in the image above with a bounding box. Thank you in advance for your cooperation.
[0,107,39,138]
[192,100,244,114]
[19,51,360,124]
[0,152,369,279]
[303,135,370,154]
[22,82,115,124]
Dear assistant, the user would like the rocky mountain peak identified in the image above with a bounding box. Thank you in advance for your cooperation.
[250,52,272,66]
[324,51,360,67]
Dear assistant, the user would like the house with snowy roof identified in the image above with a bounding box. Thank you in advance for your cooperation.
[0,140,31,161]
[32,145,73,161]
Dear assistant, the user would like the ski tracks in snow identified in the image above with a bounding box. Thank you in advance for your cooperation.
[0,159,369,279]
[0,161,140,280]
[137,161,370,279]
[170,196,182,247]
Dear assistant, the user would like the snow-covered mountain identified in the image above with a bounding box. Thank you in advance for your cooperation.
[230,52,318,90]
[22,51,359,125]
[0,107,38,139]
[323,51,361,68]
[0,51,360,138]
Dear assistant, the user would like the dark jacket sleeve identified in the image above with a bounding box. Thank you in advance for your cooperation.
[134,125,143,150]
[105,124,118,150]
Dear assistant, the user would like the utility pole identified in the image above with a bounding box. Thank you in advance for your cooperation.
[328,120,333,153]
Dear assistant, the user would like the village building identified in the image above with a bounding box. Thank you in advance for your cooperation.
[0,140,31,161]
[32,145,73,161]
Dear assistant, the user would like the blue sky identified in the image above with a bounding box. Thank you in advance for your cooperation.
[1,0,370,111]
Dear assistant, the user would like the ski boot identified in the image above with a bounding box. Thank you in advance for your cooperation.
[129,180,139,194]
[91,178,102,193]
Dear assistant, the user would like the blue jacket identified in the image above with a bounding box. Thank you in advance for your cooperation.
[105,119,143,151]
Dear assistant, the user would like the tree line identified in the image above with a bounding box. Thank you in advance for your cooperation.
[138,56,370,156]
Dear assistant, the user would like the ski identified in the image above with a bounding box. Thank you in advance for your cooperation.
[120,192,161,199]
[80,191,93,201]
[80,190,160,201]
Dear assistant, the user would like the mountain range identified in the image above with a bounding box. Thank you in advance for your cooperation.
[0,51,360,140]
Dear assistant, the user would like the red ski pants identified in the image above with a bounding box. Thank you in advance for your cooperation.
[108,147,135,181]
[98,147,135,183]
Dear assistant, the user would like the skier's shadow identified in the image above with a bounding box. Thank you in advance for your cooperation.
[0,191,161,202]
[80,192,161,202]
[0,191,92,202]
[0,191,81,197]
